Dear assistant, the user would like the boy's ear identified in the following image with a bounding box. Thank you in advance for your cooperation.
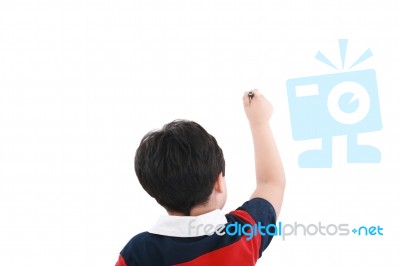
[214,172,225,193]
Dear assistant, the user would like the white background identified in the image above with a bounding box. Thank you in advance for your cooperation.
[1,0,399,265]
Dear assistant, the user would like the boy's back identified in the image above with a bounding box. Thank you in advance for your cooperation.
[116,90,285,266]
[116,198,275,265]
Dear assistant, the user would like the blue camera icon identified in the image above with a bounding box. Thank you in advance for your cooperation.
[287,69,382,168]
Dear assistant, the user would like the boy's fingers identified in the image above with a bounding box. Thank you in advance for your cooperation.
[243,89,259,105]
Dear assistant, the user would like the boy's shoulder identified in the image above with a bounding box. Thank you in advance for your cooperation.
[230,197,277,224]
[117,232,164,265]
[123,231,153,250]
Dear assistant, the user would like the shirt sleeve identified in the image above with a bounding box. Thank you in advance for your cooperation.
[232,197,277,256]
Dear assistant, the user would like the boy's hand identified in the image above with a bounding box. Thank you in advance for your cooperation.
[242,89,285,217]
[242,89,273,128]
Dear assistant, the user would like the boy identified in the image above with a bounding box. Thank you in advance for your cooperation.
[116,90,285,265]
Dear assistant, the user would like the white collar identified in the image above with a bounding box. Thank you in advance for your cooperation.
[148,209,228,237]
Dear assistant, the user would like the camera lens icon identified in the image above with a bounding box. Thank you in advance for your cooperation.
[327,81,371,125]
[287,69,382,167]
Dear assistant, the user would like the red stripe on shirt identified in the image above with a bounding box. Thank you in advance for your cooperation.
[115,255,127,266]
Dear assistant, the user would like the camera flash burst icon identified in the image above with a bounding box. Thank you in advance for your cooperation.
[286,39,382,168]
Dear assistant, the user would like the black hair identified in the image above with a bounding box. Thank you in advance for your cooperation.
[134,120,225,215]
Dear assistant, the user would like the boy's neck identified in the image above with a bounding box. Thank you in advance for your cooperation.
[168,204,218,217]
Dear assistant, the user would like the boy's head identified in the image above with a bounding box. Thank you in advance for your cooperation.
[134,120,226,216]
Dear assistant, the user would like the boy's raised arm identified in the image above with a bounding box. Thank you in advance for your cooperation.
[243,89,286,217]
